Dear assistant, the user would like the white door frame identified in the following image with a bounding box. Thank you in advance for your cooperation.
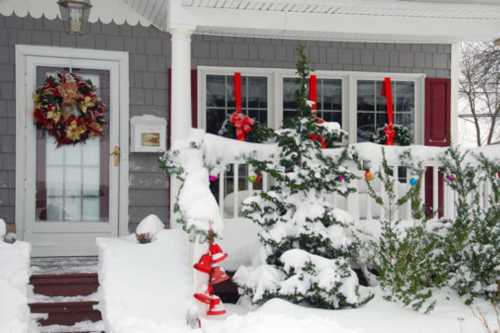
[15,45,130,255]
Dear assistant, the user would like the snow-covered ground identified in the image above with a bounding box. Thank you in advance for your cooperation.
[96,230,498,333]
[0,239,32,333]
[97,229,192,333]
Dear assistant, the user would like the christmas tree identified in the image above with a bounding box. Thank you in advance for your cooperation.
[234,45,372,309]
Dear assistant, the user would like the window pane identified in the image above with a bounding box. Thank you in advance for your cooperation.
[206,108,228,135]
[283,78,299,111]
[82,198,99,221]
[46,197,63,221]
[247,77,267,109]
[357,81,375,111]
[64,197,81,221]
[357,113,375,142]
[321,79,342,111]
[206,75,226,108]
[65,167,82,197]
[321,111,342,123]
[375,81,387,112]
[376,113,387,130]
[46,167,63,196]
[395,81,415,112]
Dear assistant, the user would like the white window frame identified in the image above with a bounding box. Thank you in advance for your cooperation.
[197,66,425,144]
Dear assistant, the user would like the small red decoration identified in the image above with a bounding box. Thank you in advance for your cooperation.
[33,71,106,146]
[228,72,256,141]
[380,77,395,146]
[193,229,229,316]
[230,111,255,141]
[308,133,327,148]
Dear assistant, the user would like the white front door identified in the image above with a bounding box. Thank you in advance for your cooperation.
[16,46,129,257]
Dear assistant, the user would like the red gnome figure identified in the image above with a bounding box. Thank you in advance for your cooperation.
[193,228,230,317]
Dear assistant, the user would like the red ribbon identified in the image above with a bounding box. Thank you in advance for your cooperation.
[381,77,395,145]
[309,74,317,113]
[234,72,242,114]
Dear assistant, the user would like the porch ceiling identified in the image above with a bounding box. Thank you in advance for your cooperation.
[176,0,500,42]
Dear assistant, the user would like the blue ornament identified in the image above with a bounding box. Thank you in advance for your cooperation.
[409,177,418,186]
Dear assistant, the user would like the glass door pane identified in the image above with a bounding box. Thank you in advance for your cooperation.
[35,67,110,223]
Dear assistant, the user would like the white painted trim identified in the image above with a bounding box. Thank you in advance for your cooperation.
[15,45,130,254]
[197,65,425,144]
[169,0,500,43]
[450,42,461,146]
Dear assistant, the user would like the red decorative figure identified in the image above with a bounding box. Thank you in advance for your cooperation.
[193,228,230,317]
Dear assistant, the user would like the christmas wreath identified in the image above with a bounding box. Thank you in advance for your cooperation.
[33,72,106,146]
[372,124,412,146]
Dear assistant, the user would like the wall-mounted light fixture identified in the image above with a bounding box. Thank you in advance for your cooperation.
[57,0,92,34]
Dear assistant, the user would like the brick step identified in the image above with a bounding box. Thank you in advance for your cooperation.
[213,271,239,304]
[30,273,99,297]
[29,301,102,326]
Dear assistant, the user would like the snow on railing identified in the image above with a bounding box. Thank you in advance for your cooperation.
[201,138,499,224]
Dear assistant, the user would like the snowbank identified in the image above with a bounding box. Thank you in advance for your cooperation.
[0,240,31,333]
[97,230,192,333]
[204,290,498,333]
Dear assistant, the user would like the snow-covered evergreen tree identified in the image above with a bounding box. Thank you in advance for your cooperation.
[439,149,500,305]
[234,45,372,309]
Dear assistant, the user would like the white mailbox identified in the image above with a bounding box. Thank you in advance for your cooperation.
[130,115,167,153]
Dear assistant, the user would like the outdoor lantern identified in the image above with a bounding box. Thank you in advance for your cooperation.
[57,0,92,34]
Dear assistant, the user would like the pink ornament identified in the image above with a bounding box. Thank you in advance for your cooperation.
[209,175,218,182]
[446,175,456,182]
[337,175,345,182]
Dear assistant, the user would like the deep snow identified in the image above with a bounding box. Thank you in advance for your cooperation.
[0,240,31,333]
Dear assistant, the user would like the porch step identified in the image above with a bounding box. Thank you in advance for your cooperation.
[29,301,102,326]
[30,273,99,297]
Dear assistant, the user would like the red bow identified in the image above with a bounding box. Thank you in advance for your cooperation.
[230,112,255,141]
[384,123,396,146]
[308,133,327,148]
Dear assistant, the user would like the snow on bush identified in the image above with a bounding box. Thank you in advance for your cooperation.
[97,230,192,333]
[279,249,365,308]
[0,239,31,333]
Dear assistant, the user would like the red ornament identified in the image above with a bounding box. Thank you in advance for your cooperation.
[210,266,230,285]
[210,243,228,264]
[193,254,213,274]
[207,296,226,316]
[194,285,215,305]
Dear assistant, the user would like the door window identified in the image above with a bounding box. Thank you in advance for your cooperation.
[35,67,110,222]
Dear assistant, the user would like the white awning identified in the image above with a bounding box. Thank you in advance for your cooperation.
[0,0,166,28]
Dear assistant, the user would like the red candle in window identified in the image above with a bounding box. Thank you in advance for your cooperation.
[381,77,395,145]
[234,72,242,113]
[308,74,317,113]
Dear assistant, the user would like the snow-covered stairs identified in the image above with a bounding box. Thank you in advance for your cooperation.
[29,271,104,332]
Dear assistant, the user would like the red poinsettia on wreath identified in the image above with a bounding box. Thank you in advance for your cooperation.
[33,72,106,146]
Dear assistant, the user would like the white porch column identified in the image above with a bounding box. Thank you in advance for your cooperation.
[170,26,194,143]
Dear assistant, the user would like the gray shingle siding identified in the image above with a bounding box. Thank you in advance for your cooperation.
[0,14,170,232]
[191,35,451,78]
[0,13,451,233]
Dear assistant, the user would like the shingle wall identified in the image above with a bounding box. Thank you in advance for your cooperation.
[192,36,451,78]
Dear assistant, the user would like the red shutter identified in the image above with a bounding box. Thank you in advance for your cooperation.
[424,77,451,217]
[167,69,198,148]
[425,78,451,146]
